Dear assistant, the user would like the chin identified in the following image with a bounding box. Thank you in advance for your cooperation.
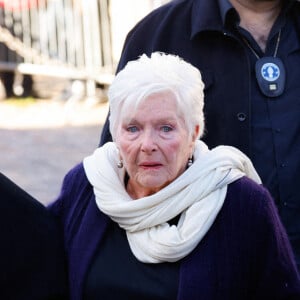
[140,179,168,192]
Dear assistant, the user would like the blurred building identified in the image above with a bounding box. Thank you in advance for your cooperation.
[0,0,169,100]
[110,0,169,63]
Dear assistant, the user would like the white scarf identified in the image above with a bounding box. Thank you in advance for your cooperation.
[83,140,261,263]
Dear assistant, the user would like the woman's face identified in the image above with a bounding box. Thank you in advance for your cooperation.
[116,91,199,199]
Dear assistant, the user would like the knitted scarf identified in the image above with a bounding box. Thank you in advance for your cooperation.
[83,140,261,263]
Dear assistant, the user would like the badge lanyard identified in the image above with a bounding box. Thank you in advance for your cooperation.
[242,29,285,98]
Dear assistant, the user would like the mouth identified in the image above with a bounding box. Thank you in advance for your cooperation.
[139,162,163,169]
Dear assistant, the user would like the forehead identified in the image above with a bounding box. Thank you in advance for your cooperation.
[122,91,179,120]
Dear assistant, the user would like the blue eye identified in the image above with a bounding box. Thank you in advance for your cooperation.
[127,126,139,133]
[161,126,173,132]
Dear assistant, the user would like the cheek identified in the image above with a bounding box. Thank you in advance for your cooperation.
[116,129,138,156]
[117,140,137,164]
[116,133,129,154]
[167,140,190,164]
[173,134,195,164]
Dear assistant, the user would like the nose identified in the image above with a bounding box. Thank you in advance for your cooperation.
[140,130,158,153]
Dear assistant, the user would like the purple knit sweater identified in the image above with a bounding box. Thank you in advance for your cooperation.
[49,163,300,300]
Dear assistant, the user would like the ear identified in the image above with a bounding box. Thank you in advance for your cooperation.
[192,125,200,141]
[189,125,200,156]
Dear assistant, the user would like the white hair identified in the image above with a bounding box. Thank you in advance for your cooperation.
[108,52,205,140]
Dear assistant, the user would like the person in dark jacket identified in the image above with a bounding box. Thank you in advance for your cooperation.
[50,52,300,300]
[0,172,68,299]
[99,0,300,270]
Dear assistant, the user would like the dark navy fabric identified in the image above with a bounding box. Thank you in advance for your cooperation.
[83,218,179,300]
[99,0,300,267]
[49,163,300,299]
[0,172,68,299]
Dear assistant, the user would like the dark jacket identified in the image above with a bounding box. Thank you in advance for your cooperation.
[0,172,68,299]
[99,0,300,268]
[49,163,300,300]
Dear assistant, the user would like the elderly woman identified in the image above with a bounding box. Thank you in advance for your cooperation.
[49,52,300,300]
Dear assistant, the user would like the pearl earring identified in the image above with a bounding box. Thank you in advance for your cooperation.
[117,160,123,169]
[187,157,193,168]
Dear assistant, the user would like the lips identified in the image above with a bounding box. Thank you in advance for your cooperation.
[139,162,162,169]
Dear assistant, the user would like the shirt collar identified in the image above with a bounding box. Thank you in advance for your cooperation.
[190,0,224,39]
[218,0,234,25]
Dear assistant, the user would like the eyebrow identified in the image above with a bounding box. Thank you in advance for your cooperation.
[125,116,178,125]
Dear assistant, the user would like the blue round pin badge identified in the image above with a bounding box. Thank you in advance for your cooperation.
[261,62,280,82]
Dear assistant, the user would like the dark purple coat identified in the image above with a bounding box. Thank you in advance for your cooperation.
[49,163,300,300]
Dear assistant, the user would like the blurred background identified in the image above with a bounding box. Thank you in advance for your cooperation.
[0,0,169,205]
